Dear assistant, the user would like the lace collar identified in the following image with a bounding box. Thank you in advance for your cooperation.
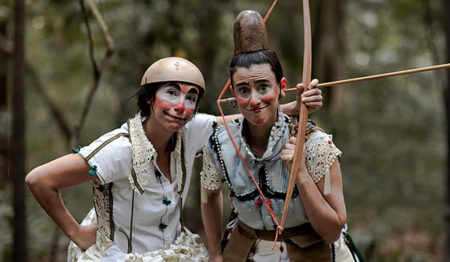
[239,107,287,161]
[128,114,185,194]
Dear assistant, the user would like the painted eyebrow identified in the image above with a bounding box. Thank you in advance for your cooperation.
[236,79,270,87]
[188,88,199,95]
[254,79,270,84]
[165,82,181,90]
[235,81,250,87]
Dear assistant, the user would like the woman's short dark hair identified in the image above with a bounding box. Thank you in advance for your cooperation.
[137,82,204,118]
[229,50,283,85]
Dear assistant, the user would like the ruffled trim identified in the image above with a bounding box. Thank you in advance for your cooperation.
[305,133,342,195]
[128,114,157,194]
[67,210,208,262]
[200,147,223,203]
[239,108,287,161]
[128,114,185,194]
[172,131,185,194]
[200,146,222,189]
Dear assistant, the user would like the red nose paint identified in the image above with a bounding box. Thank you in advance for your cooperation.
[174,102,185,111]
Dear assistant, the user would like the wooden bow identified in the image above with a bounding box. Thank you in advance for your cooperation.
[279,0,312,232]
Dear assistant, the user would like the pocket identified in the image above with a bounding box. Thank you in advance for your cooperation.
[288,229,323,248]
[222,223,257,262]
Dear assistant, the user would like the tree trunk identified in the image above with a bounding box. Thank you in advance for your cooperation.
[444,0,450,261]
[0,23,8,184]
[318,0,345,114]
[12,0,27,261]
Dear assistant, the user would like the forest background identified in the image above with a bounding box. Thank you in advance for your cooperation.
[0,0,449,261]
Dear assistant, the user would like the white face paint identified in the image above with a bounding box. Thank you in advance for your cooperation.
[155,83,198,110]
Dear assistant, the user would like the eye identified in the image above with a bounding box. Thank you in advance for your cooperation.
[237,87,250,97]
[166,87,179,96]
[186,95,198,103]
[257,84,270,93]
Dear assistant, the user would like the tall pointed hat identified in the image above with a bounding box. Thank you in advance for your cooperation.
[233,10,270,54]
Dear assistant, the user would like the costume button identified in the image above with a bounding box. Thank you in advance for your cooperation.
[162,198,171,205]
[159,223,167,230]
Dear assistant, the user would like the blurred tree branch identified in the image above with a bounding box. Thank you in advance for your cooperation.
[73,0,115,146]
[0,33,73,141]
[27,64,72,141]
[1,0,116,146]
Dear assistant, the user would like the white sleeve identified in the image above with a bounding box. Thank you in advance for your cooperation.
[200,146,223,191]
[183,113,216,153]
[78,129,132,184]
[305,132,342,195]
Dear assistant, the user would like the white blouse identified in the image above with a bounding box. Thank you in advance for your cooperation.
[68,113,215,260]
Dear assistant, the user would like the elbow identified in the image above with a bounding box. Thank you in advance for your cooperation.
[322,215,347,245]
[322,229,342,245]
[322,227,342,245]
[25,168,39,188]
[25,167,47,192]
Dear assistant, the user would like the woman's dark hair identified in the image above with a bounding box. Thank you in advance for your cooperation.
[229,49,283,85]
[137,82,204,118]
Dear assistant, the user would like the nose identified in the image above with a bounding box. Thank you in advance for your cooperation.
[249,92,261,107]
[174,98,186,112]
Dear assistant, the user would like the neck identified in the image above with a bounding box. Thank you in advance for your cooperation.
[142,116,174,154]
[246,113,278,157]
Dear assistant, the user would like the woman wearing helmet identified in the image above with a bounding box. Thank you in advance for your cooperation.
[25,56,322,261]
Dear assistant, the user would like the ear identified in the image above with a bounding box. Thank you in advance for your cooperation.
[279,77,287,97]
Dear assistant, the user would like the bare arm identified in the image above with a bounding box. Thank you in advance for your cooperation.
[295,160,347,244]
[201,189,224,262]
[281,137,346,244]
[281,79,322,116]
[215,114,241,125]
[25,153,98,250]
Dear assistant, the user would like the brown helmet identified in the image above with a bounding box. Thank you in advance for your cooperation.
[233,10,270,55]
[140,57,205,90]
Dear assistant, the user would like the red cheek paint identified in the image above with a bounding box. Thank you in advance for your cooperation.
[184,108,194,119]
[154,97,175,110]
[236,96,249,108]
[261,92,277,104]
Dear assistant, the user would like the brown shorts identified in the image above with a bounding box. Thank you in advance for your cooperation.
[223,221,331,262]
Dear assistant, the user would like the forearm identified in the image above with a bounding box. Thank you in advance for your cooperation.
[26,171,81,239]
[201,189,223,258]
[25,154,93,243]
[280,102,297,116]
[295,175,344,244]
[215,114,241,125]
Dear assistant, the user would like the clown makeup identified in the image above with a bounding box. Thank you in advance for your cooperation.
[232,64,283,127]
[232,64,280,112]
[235,79,277,103]
[155,83,199,113]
